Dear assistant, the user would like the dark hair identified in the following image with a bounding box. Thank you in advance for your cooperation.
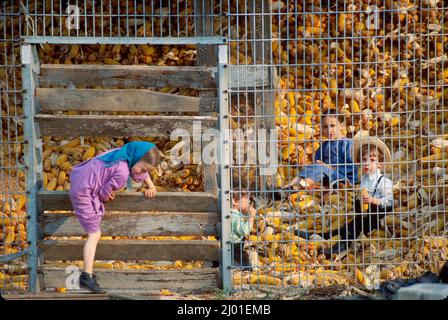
[232,189,250,201]
[361,144,384,162]
[141,146,162,167]
[321,108,345,123]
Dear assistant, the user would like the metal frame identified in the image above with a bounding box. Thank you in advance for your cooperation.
[20,38,232,293]
[217,44,231,292]
[22,36,227,45]
[20,43,41,293]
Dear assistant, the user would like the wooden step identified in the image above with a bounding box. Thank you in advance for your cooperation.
[41,211,219,237]
[39,191,219,212]
[38,266,220,292]
[35,114,218,137]
[39,239,220,261]
[36,88,216,113]
[38,64,217,89]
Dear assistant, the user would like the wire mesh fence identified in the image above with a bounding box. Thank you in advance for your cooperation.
[0,1,29,291]
[0,0,447,294]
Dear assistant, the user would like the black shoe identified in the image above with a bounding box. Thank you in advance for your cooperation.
[79,272,107,294]
[320,241,348,258]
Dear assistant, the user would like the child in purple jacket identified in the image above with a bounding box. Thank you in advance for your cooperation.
[69,141,161,293]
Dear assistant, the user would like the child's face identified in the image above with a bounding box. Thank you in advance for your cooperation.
[361,153,383,174]
[131,160,155,176]
[232,195,250,213]
[321,116,344,139]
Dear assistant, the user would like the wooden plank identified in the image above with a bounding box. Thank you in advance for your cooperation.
[39,240,220,261]
[36,88,216,113]
[39,191,219,212]
[39,266,220,292]
[38,64,216,89]
[1,292,112,300]
[41,211,219,237]
[35,114,218,138]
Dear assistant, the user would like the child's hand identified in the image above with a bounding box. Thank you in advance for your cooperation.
[105,192,115,203]
[144,186,157,198]
[362,193,373,204]
[316,160,334,170]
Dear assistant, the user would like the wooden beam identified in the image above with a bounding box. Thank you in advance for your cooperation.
[39,191,218,212]
[39,266,220,292]
[41,211,219,237]
[1,292,113,300]
[38,64,216,89]
[36,88,216,113]
[39,240,220,261]
[35,114,218,138]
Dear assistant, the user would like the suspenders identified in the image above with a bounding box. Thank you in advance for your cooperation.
[371,174,384,198]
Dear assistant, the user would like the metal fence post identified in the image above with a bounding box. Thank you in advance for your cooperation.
[20,43,39,293]
[218,44,232,292]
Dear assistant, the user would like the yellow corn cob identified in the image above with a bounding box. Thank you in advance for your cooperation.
[67,44,80,59]
[56,154,68,167]
[361,188,369,211]
[50,167,60,177]
[4,228,15,244]
[43,158,52,171]
[104,57,121,65]
[111,44,121,54]
[303,110,314,125]
[273,262,298,272]
[42,149,53,160]
[250,274,282,285]
[60,161,73,172]
[61,147,83,155]
[329,78,338,96]
[128,45,138,56]
[428,237,448,248]
[351,100,360,113]
[82,146,95,161]
[63,137,81,148]
[99,44,107,56]
[288,92,295,107]
[13,194,26,211]
[42,171,48,187]
[420,152,448,162]
[143,46,156,56]
[41,43,53,55]
[57,171,67,186]
[46,177,57,191]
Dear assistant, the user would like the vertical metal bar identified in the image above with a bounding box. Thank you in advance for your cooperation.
[218,44,231,292]
[20,43,39,293]
[195,0,218,195]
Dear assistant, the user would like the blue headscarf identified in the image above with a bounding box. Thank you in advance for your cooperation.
[97,141,156,168]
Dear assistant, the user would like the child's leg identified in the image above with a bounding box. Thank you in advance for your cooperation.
[83,230,101,274]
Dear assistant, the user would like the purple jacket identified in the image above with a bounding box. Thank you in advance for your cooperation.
[69,148,149,217]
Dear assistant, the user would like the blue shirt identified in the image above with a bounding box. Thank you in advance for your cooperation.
[314,139,359,185]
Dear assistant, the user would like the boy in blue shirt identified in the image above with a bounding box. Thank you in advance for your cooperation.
[287,108,359,191]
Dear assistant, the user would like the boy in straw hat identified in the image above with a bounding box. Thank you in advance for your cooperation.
[320,130,394,257]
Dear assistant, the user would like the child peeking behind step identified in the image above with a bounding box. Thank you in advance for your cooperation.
[68,141,161,293]
[231,190,256,270]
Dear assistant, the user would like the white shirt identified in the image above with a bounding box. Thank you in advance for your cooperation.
[359,169,394,208]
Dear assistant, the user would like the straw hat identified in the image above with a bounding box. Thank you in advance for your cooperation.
[352,130,391,165]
